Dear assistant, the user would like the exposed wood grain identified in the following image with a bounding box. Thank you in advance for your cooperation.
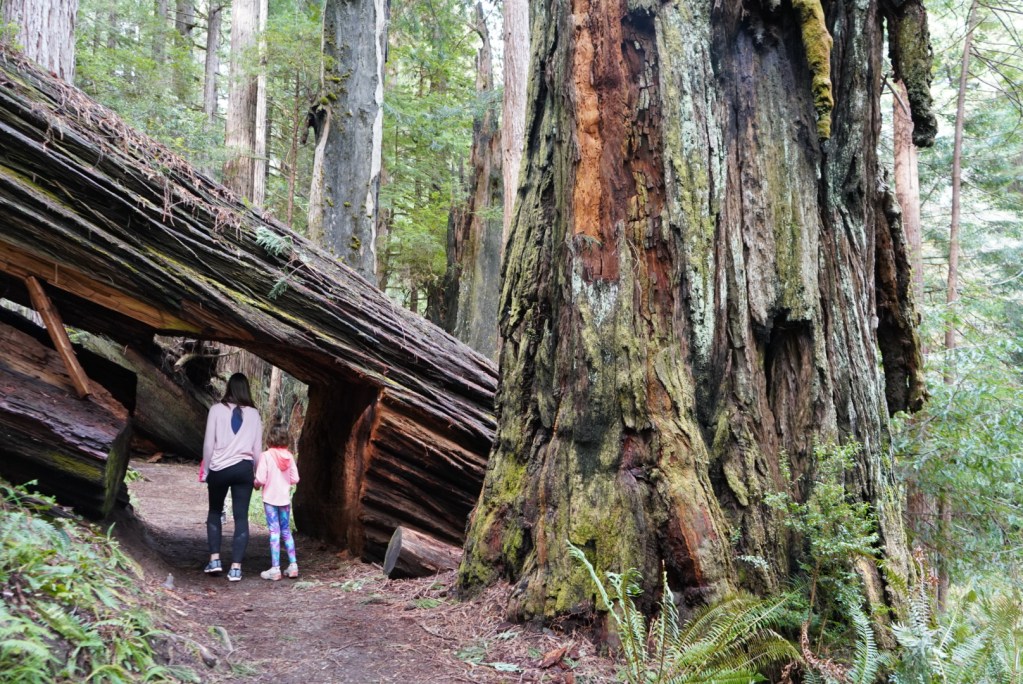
[383,526,462,579]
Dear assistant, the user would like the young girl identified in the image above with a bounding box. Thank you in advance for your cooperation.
[254,424,300,580]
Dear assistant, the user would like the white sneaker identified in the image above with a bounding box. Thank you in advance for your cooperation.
[260,567,282,581]
[284,563,299,579]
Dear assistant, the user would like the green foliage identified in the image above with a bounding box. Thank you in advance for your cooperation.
[803,605,887,684]
[892,338,1023,580]
[568,542,797,684]
[888,578,1023,684]
[0,481,198,682]
[379,0,485,305]
[76,0,225,170]
[765,441,879,612]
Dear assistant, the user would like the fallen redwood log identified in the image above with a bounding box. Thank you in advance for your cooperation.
[0,48,497,554]
[77,334,211,461]
[0,317,131,518]
[383,526,462,579]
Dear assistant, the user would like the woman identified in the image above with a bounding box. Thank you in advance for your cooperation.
[199,372,263,581]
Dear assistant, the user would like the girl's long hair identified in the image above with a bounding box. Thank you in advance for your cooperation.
[221,373,256,408]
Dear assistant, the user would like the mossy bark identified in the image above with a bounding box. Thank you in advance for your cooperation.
[459,0,922,620]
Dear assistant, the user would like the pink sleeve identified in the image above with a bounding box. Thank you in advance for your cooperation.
[288,458,300,485]
[254,452,268,487]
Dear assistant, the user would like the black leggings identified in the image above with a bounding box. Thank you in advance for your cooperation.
[206,460,254,563]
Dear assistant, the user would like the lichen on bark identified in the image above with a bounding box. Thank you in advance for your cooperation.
[792,0,834,139]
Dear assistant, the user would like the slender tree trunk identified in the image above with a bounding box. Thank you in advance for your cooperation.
[252,0,269,207]
[1,0,79,82]
[459,0,924,620]
[203,4,223,125]
[307,0,387,279]
[938,0,979,612]
[443,4,503,359]
[223,0,260,199]
[501,0,528,255]
[153,0,169,65]
[892,80,923,308]
[286,75,302,227]
[173,0,195,100]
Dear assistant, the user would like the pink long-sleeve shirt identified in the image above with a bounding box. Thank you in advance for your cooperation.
[255,447,299,506]
[200,403,263,481]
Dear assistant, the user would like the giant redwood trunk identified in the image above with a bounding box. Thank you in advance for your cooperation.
[459,0,929,619]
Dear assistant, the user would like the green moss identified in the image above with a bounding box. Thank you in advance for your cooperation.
[793,0,834,140]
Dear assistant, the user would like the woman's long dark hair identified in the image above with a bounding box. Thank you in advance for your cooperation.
[221,373,256,408]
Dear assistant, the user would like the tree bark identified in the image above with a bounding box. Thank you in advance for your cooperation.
[443,4,503,360]
[307,0,387,279]
[0,0,78,82]
[459,0,922,619]
[501,0,528,253]
[223,0,260,199]
[203,4,223,125]
[892,80,923,307]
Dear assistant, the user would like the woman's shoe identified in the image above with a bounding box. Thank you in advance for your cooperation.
[284,563,299,579]
[204,559,223,574]
[260,567,282,581]
[227,567,242,582]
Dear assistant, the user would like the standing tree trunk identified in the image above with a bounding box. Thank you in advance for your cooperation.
[938,0,979,612]
[173,0,195,100]
[1,0,79,82]
[886,0,936,555]
[223,0,260,199]
[459,0,926,620]
[203,4,223,125]
[252,0,269,207]
[306,0,387,279]
[153,0,169,65]
[443,4,503,360]
[501,0,528,254]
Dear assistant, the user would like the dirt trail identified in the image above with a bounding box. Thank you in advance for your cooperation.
[121,461,614,683]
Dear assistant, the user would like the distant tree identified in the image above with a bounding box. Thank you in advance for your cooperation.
[223,0,261,200]
[501,0,527,252]
[307,0,389,279]
[441,3,502,358]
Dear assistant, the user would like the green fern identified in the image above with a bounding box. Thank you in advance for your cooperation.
[568,542,798,684]
[254,227,293,257]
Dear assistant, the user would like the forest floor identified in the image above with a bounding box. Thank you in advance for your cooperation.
[118,461,619,683]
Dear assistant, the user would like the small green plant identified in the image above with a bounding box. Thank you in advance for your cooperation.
[0,481,199,682]
[568,542,797,684]
[803,605,887,684]
[765,440,880,613]
[254,227,293,257]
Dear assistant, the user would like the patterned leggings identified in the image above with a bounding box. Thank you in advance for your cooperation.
[263,504,297,568]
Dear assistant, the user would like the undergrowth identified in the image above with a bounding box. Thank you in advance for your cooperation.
[0,481,199,683]
[568,542,798,683]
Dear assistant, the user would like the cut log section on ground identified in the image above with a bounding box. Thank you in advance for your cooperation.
[0,316,132,517]
[383,526,463,579]
[0,48,496,555]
